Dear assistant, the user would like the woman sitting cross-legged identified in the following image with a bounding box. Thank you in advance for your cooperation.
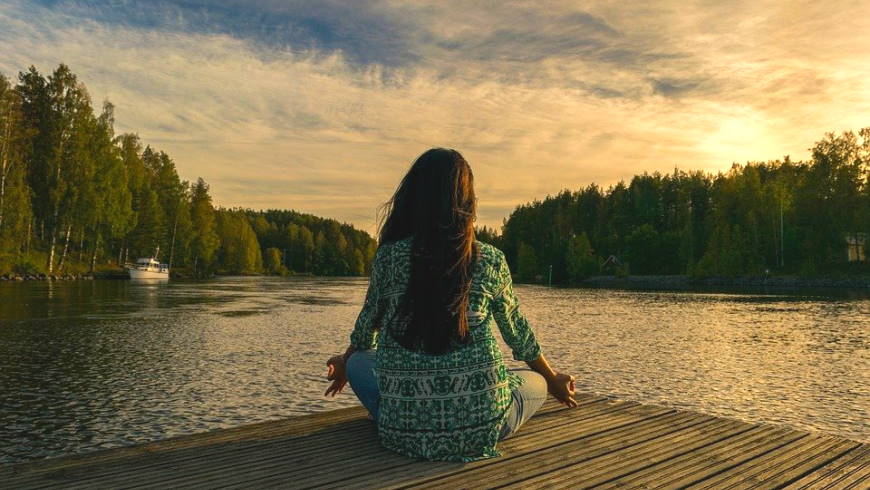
[324,148,577,462]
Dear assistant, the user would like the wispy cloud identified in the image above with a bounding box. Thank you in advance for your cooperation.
[1,0,868,232]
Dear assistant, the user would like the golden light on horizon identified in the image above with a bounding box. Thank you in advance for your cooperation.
[1,0,868,232]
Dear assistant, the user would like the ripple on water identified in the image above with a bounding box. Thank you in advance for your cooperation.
[0,277,867,464]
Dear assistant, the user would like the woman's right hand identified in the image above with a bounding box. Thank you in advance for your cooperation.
[547,372,577,408]
[524,354,578,408]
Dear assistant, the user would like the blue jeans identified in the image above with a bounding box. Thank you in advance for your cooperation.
[345,350,548,440]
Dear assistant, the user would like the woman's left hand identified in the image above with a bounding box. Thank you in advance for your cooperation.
[324,355,348,397]
[547,372,578,408]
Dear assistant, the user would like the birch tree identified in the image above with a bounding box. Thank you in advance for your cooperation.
[0,74,31,250]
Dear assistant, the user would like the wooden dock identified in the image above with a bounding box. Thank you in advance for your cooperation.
[3,395,868,489]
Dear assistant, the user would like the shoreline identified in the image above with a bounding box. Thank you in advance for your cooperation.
[576,274,870,291]
[0,271,327,282]
[4,271,870,291]
[0,272,98,281]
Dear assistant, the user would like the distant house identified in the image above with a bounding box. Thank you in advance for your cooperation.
[845,233,867,262]
[602,255,623,274]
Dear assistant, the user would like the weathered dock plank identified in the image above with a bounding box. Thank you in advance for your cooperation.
[2,394,867,489]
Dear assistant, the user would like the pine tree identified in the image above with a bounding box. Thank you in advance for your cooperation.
[566,232,598,283]
[189,178,219,275]
[517,242,538,282]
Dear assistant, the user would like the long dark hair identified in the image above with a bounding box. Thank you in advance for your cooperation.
[378,148,478,354]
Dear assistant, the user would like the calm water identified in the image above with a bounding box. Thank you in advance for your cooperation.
[0,277,868,464]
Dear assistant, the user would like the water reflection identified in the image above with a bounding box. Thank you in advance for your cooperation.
[0,278,867,464]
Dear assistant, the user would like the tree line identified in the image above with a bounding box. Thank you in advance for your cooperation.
[483,129,870,283]
[3,64,866,282]
[0,64,376,277]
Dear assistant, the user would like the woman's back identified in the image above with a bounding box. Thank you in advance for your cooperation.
[349,236,542,461]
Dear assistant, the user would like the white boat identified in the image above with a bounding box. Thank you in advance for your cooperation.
[128,257,170,280]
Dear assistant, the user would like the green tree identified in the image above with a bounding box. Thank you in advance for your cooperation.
[146,150,190,268]
[16,65,91,273]
[117,133,145,264]
[794,130,868,271]
[85,102,133,271]
[263,247,286,275]
[313,230,327,274]
[566,232,598,283]
[0,73,31,253]
[516,242,538,282]
[16,66,51,250]
[297,225,316,273]
[130,188,162,257]
[349,247,365,276]
[625,224,660,275]
[190,178,219,275]
[44,65,92,274]
[216,210,262,274]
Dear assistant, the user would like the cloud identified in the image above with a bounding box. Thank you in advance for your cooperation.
[1,0,869,233]
[29,0,419,67]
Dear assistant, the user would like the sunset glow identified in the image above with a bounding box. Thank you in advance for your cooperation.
[2,0,868,230]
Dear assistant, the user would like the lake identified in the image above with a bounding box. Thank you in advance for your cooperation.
[0,277,868,464]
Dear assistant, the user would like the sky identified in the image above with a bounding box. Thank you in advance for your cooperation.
[1,1,868,233]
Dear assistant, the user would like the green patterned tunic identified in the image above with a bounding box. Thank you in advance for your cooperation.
[349,237,542,462]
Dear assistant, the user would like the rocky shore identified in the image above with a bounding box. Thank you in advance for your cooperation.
[1,273,93,281]
[0,270,130,281]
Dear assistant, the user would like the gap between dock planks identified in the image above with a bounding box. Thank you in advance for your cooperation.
[2,394,868,489]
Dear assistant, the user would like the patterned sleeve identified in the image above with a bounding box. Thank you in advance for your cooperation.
[491,250,542,362]
[349,246,383,350]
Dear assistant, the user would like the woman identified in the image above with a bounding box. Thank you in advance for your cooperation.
[324,148,577,462]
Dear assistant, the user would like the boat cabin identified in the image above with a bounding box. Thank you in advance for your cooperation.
[134,258,169,273]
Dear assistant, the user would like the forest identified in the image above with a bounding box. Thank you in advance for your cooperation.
[483,128,870,284]
[0,64,377,278]
[2,64,867,283]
